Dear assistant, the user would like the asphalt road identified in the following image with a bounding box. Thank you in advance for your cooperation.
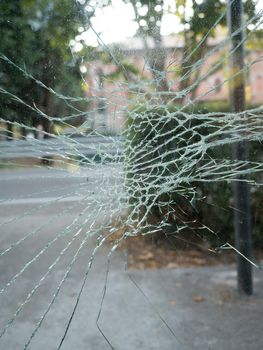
[0,164,124,202]
[0,167,263,350]
[0,166,127,350]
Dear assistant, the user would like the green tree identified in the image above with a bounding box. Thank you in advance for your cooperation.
[128,0,169,93]
[175,0,256,101]
[22,0,91,137]
[0,0,90,138]
[125,0,258,244]
[0,0,38,137]
[125,0,256,100]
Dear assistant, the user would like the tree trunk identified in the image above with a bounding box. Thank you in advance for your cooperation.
[149,46,169,97]
[130,0,169,99]
[41,88,53,139]
[6,121,13,141]
[20,124,27,139]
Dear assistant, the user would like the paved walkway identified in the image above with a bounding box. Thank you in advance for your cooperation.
[83,258,263,350]
[2,244,262,350]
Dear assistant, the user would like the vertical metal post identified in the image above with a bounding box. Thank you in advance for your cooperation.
[228,0,253,295]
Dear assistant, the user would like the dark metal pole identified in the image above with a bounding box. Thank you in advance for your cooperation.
[228,0,253,295]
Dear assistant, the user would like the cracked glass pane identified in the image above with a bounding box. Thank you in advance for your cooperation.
[0,0,263,349]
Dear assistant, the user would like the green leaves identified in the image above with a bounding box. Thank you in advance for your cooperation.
[0,0,90,128]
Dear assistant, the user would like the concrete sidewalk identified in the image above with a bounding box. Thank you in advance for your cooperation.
[121,264,263,350]
[2,246,262,350]
[86,260,263,350]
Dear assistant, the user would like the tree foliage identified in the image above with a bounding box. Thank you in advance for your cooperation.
[125,0,257,99]
[0,0,90,136]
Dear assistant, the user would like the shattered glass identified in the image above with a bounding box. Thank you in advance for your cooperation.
[0,0,263,349]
